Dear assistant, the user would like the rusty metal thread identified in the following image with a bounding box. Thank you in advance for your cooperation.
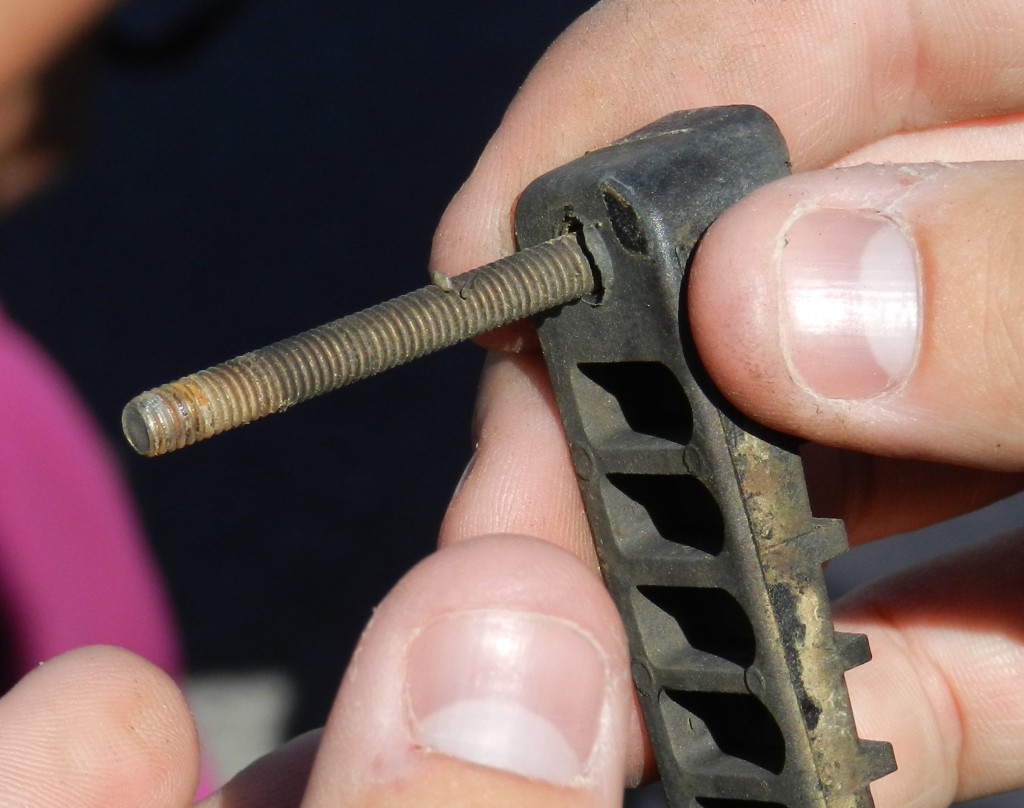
[122,234,594,456]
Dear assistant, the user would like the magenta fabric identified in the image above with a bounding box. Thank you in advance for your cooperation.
[0,309,182,678]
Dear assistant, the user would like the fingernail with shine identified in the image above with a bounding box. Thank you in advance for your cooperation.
[406,610,608,785]
[780,209,921,399]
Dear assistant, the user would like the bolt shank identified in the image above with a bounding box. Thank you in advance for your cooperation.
[122,234,594,456]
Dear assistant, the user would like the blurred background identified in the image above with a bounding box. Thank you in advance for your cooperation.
[0,0,592,734]
[0,1,1018,805]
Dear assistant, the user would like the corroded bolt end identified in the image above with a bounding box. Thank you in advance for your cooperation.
[123,233,595,457]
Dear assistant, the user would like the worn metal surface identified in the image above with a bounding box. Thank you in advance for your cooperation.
[122,235,593,456]
[515,106,895,807]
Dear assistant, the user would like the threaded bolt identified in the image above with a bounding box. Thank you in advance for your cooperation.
[122,233,595,457]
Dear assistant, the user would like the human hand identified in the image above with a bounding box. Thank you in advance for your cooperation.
[4,2,1024,807]
[430,1,1024,806]
[0,537,636,807]
[0,0,111,210]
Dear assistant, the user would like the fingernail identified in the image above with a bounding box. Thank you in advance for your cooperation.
[405,609,608,785]
[450,449,477,501]
[779,209,921,399]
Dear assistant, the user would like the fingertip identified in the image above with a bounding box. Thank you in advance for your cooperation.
[835,531,1024,804]
[691,165,926,414]
[834,619,959,808]
[689,186,788,416]
[304,535,644,807]
[692,162,1024,469]
[0,645,199,806]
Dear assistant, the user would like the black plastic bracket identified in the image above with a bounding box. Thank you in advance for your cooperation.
[514,106,896,807]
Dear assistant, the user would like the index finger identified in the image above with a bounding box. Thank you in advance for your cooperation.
[431,0,1024,275]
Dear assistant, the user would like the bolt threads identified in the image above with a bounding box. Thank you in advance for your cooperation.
[123,234,595,456]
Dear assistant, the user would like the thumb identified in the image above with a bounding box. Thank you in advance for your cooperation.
[690,161,1024,471]
[300,535,643,807]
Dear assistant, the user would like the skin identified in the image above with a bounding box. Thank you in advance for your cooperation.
[2,1,1023,807]
[0,0,109,210]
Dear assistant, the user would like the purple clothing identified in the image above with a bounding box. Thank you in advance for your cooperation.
[0,309,181,679]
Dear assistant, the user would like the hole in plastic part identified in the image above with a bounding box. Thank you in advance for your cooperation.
[665,690,785,775]
[561,213,606,305]
[607,473,724,555]
[601,184,648,254]
[637,586,755,667]
[576,362,692,445]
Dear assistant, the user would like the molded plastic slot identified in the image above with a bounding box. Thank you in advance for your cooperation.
[666,690,785,775]
[576,361,692,444]
[607,473,724,555]
[638,586,755,668]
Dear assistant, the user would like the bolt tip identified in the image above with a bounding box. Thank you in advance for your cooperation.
[122,399,154,456]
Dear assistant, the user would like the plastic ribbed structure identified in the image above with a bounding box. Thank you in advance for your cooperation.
[516,107,896,807]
